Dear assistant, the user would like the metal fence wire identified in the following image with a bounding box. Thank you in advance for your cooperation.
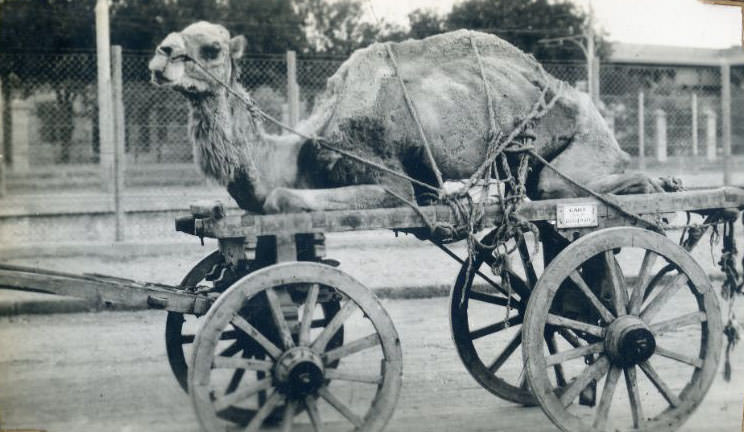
[0,51,739,194]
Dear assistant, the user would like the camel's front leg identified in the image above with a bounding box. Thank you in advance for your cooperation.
[262,181,414,214]
[535,141,682,199]
[538,171,681,199]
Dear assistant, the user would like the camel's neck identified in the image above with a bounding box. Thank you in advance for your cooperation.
[187,86,304,212]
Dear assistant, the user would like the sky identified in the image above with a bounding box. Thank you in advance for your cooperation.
[365,0,742,49]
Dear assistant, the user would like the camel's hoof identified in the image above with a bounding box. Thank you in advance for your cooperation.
[658,176,685,192]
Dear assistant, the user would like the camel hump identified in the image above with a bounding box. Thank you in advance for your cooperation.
[299,29,554,137]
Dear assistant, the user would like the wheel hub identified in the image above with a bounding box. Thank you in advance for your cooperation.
[274,347,325,397]
[605,315,656,367]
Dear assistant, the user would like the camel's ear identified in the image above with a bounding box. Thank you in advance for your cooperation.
[229,35,246,59]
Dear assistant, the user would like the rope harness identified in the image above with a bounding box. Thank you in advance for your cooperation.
[178,37,743,375]
[718,218,744,380]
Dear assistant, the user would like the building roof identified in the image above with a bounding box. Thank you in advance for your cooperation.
[608,42,744,65]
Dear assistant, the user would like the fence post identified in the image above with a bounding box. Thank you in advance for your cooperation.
[691,93,698,157]
[0,155,4,198]
[286,50,299,128]
[705,107,717,162]
[96,0,115,192]
[638,91,645,169]
[0,74,9,167]
[592,57,600,105]
[721,61,732,185]
[0,77,4,197]
[10,99,30,172]
[654,109,667,162]
[111,46,126,242]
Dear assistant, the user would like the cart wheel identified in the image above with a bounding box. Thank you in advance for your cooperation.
[190,262,402,432]
[523,227,722,432]
[166,250,225,391]
[450,229,542,405]
[166,252,343,394]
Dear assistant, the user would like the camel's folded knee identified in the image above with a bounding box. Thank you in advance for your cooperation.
[263,187,312,214]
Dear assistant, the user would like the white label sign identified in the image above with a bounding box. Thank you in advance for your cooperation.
[556,203,598,229]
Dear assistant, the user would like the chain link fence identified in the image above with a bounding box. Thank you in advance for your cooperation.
[0,51,739,195]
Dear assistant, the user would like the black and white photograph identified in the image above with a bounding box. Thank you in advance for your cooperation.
[1,0,744,431]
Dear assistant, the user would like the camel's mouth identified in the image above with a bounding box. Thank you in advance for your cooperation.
[151,70,171,86]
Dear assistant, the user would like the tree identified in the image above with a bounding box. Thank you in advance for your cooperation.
[110,0,308,54]
[0,0,98,163]
[297,0,403,56]
[407,9,445,40]
[443,0,605,61]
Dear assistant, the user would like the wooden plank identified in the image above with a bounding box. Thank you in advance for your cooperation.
[194,187,744,238]
[111,45,126,242]
[0,266,207,314]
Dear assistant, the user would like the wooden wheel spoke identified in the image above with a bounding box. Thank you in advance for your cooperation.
[559,356,610,407]
[546,314,604,338]
[219,340,243,357]
[225,367,245,395]
[312,300,357,352]
[325,368,383,384]
[318,387,364,427]
[518,367,528,390]
[556,328,582,348]
[654,345,703,368]
[629,251,658,315]
[280,400,296,432]
[650,311,706,336]
[299,284,320,346]
[265,287,295,350]
[469,290,513,307]
[517,232,538,288]
[310,319,328,328]
[604,251,628,316]
[212,378,274,412]
[212,357,274,371]
[624,366,644,428]
[243,391,284,432]
[220,329,239,340]
[593,365,621,429]
[569,271,615,323]
[639,361,682,407]
[432,241,518,300]
[323,333,380,363]
[640,272,688,322]
[304,396,322,432]
[545,342,604,367]
[232,315,283,359]
[470,315,523,340]
[487,330,522,373]
[546,332,567,387]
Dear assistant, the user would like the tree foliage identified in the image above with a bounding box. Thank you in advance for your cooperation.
[296,0,404,56]
[446,0,600,61]
[0,0,605,59]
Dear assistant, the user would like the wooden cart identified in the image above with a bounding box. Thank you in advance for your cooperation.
[2,187,743,432]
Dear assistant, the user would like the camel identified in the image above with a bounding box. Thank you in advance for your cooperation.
[148,21,673,215]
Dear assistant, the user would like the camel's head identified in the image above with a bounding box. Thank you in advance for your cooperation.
[148,21,246,96]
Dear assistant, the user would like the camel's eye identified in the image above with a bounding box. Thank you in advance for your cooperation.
[200,43,221,60]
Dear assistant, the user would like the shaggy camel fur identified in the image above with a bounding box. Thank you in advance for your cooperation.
[149,22,671,214]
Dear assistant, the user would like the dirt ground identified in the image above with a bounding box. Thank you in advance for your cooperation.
[0,298,743,432]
